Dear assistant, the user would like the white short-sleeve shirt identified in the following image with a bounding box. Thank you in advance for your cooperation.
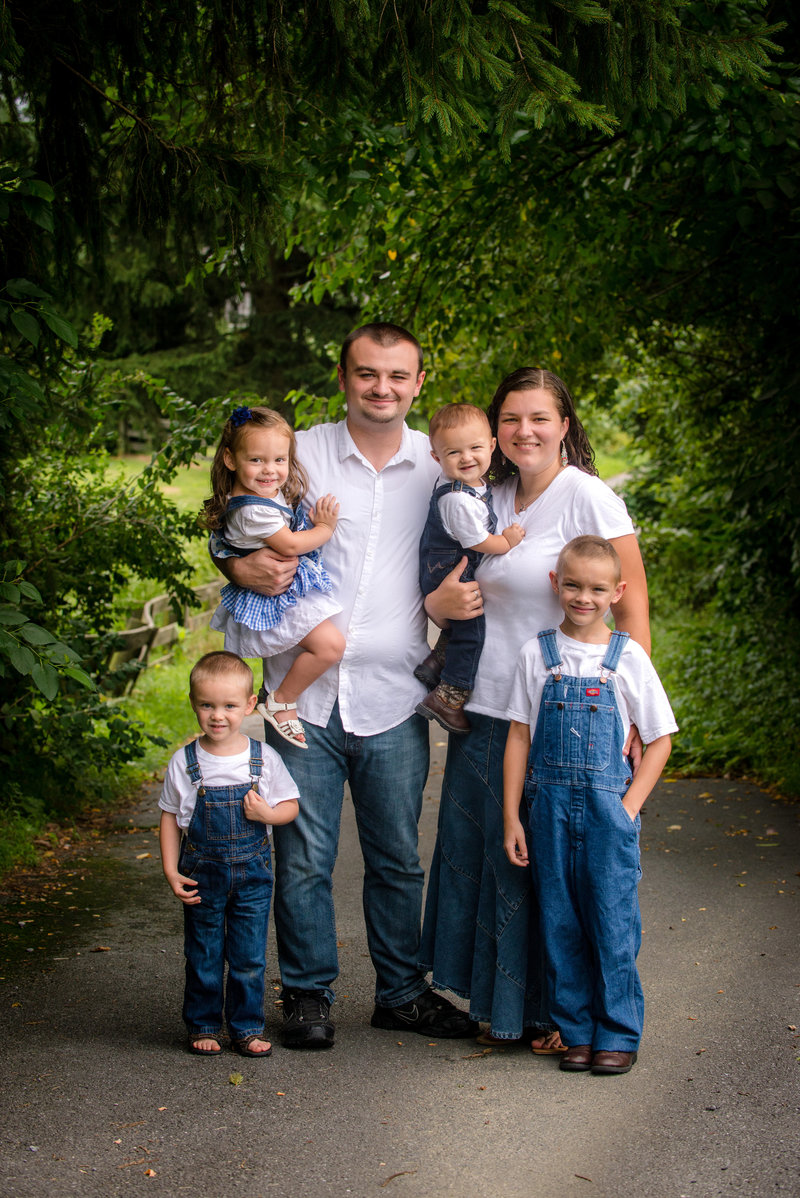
[262,421,440,736]
[507,629,678,746]
[469,468,636,718]
[437,483,493,549]
[224,492,289,549]
[159,739,299,830]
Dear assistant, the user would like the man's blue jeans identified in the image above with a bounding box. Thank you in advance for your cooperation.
[267,702,430,1007]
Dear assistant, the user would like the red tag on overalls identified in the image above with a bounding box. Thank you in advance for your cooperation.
[585,687,600,696]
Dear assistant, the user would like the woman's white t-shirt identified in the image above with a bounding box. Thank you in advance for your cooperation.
[468,468,635,719]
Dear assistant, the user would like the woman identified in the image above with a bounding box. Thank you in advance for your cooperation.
[419,368,650,1046]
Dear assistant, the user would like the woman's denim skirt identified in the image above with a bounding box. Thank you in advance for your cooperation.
[418,712,550,1039]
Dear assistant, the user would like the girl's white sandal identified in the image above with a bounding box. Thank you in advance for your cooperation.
[256,694,308,750]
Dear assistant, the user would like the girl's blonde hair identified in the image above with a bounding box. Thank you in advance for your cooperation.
[203,406,309,531]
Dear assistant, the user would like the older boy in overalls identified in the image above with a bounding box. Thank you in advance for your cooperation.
[503,536,676,1074]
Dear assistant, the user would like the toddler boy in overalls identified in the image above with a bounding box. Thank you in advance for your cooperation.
[415,403,525,734]
[503,535,677,1075]
[159,651,299,1056]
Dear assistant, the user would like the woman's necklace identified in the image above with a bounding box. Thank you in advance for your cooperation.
[515,464,565,512]
[516,484,541,512]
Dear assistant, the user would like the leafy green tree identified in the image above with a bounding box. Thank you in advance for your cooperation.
[0,0,786,834]
[286,3,798,786]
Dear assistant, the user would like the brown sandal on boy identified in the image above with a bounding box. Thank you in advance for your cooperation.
[232,1034,273,1058]
[188,1032,223,1055]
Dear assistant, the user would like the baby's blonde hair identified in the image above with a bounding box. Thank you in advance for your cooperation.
[429,403,491,449]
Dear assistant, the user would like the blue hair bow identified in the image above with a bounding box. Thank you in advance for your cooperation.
[231,406,252,427]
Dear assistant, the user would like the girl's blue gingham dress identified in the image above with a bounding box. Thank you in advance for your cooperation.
[209,495,341,656]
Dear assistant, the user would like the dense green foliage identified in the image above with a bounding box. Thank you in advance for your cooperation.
[287,5,800,790]
[0,0,796,865]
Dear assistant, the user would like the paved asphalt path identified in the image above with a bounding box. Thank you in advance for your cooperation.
[1,720,798,1198]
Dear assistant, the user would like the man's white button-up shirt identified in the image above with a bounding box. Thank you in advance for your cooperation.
[262,419,439,736]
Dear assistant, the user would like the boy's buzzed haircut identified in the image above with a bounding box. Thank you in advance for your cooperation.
[189,650,254,695]
[556,535,622,583]
[429,403,492,444]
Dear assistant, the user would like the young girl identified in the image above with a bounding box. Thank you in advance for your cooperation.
[207,405,345,749]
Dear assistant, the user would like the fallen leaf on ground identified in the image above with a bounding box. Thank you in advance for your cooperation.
[229,1072,244,1086]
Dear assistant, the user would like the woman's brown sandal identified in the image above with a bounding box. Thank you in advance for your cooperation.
[188,1032,223,1055]
[232,1034,272,1058]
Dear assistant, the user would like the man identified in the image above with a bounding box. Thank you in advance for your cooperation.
[217,322,481,1048]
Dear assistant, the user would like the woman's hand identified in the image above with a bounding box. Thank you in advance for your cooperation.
[217,545,298,596]
[424,557,483,627]
[624,723,644,774]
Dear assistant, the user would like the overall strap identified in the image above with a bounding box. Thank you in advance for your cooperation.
[484,484,497,523]
[600,629,630,678]
[226,494,294,520]
[537,629,562,672]
[289,503,310,533]
[183,740,204,791]
[434,480,480,500]
[248,738,264,785]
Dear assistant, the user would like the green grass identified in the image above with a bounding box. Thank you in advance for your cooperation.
[110,454,219,618]
[108,453,214,514]
[0,810,43,876]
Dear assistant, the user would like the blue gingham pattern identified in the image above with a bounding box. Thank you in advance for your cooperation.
[215,506,333,632]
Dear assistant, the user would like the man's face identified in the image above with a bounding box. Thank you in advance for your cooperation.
[338,337,425,431]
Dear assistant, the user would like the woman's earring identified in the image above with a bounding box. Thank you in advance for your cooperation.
[501,454,508,467]
[560,440,568,467]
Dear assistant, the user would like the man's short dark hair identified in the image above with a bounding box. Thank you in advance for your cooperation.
[339,322,423,374]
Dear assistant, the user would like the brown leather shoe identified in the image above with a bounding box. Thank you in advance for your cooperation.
[559,1044,593,1072]
[591,1050,638,1075]
[415,684,471,734]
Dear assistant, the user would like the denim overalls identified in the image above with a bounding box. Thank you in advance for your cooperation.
[418,481,497,690]
[179,739,273,1042]
[526,630,644,1052]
